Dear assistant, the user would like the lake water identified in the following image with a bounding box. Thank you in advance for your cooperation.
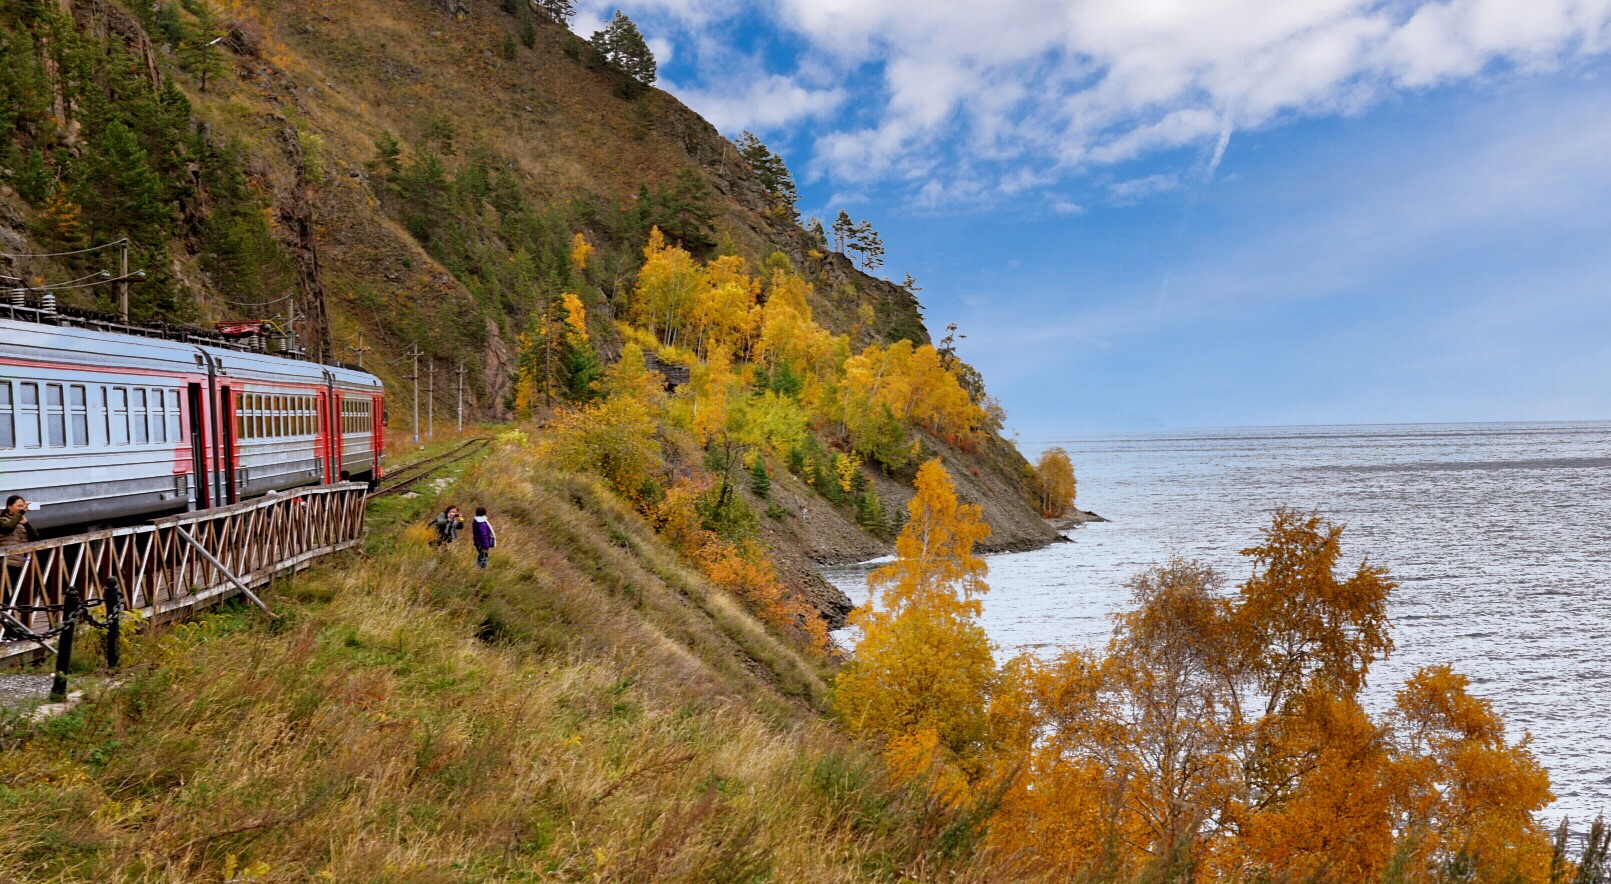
[824,422,1611,825]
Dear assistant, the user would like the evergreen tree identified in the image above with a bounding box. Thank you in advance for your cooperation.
[750,456,771,499]
[831,211,854,254]
[179,2,226,92]
[534,0,575,23]
[518,5,538,47]
[806,216,827,248]
[857,487,887,535]
[75,121,172,247]
[590,11,656,85]
[734,131,799,219]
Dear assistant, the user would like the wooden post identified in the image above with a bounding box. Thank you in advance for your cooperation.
[455,361,466,432]
[49,587,78,703]
[117,238,130,322]
[103,577,122,669]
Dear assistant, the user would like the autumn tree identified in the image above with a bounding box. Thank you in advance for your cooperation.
[834,460,996,803]
[514,291,596,412]
[633,227,700,346]
[539,396,661,503]
[1391,665,1556,881]
[988,508,1556,881]
[1034,447,1077,517]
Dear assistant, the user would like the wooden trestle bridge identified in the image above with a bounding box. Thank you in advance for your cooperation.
[2,484,369,666]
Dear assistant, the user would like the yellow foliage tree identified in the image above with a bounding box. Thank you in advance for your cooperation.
[1033,447,1077,517]
[633,227,701,347]
[602,341,665,407]
[539,396,661,503]
[688,254,759,358]
[1391,664,1555,881]
[988,510,1556,881]
[569,232,594,272]
[841,340,984,445]
[834,461,995,802]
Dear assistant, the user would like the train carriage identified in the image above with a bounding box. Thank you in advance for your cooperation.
[1,310,384,534]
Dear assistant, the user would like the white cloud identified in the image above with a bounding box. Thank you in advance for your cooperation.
[1106,172,1183,204]
[763,0,1611,200]
[593,0,1611,205]
[671,74,845,133]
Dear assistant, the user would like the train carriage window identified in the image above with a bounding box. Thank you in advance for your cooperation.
[167,390,182,441]
[98,387,109,445]
[44,384,65,447]
[0,382,13,448]
[111,387,129,445]
[150,388,166,443]
[18,382,41,448]
[69,385,88,447]
[132,388,149,444]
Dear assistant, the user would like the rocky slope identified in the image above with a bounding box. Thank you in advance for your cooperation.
[0,0,1056,623]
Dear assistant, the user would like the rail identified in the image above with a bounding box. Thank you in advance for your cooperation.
[372,438,489,498]
[2,483,368,664]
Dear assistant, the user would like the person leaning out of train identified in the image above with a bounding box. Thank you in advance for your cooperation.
[431,505,465,546]
[472,507,497,569]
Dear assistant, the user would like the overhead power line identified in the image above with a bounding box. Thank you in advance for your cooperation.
[1,238,129,260]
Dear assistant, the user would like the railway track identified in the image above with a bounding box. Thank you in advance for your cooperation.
[371,438,491,498]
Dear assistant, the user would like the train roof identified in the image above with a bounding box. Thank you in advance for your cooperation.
[0,314,382,391]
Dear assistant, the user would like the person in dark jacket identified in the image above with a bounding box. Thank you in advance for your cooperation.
[2,495,41,639]
[471,506,496,569]
[431,505,464,546]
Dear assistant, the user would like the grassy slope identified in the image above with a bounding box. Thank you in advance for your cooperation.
[0,445,1026,881]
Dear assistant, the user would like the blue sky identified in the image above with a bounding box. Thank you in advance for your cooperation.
[574,0,1611,436]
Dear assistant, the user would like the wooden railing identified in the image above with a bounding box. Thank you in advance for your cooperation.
[2,483,368,664]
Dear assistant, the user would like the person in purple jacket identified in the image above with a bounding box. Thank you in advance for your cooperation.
[471,506,497,569]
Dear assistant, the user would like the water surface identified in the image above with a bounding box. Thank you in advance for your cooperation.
[826,421,1611,824]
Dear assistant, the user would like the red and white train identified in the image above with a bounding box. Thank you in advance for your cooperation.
[1,306,384,534]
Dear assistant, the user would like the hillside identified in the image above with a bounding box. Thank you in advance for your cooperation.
[0,447,1033,880]
[0,0,1055,625]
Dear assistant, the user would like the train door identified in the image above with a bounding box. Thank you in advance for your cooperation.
[186,383,209,509]
[316,391,330,483]
[219,386,238,504]
[371,395,383,478]
[328,392,343,481]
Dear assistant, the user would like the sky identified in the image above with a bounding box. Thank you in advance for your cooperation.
[574,0,1611,437]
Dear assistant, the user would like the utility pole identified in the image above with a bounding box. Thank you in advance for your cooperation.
[117,238,129,322]
[343,332,371,368]
[455,361,466,432]
[406,343,421,445]
[427,361,435,441]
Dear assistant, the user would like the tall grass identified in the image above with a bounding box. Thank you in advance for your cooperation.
[0,449,1032,881]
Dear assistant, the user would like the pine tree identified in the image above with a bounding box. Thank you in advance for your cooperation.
[831,211,854,254]
[734,131,799,219]
[857,487,886,535]
[750,456,771,499]
[534,0,575,23]
[179,2,226,93]
[806,216,827,248]
[590,11,656,85]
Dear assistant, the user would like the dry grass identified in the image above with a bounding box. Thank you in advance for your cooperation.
[0,447,1034,881]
